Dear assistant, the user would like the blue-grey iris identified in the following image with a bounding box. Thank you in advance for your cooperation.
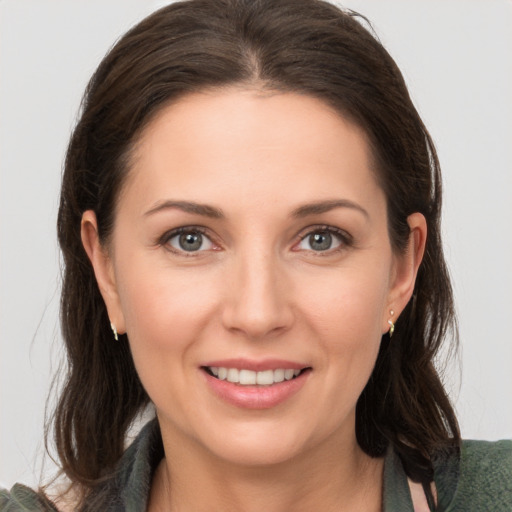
[309,232,332,251]
[179,232,203,251]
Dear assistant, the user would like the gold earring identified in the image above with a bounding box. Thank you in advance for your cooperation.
[110,322,119,341]
[387,310,395,338]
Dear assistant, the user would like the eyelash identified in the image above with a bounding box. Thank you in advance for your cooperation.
[157,225,353,256]
[295,225,353,255]
[158,226,214,256]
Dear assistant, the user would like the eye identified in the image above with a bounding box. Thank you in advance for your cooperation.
[296,227,348,252]
[165,228,214,253]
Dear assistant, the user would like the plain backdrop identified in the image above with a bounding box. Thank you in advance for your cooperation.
[1,0,511,488]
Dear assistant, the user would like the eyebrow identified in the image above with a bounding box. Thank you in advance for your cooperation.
[143,198,368,220]
[291,199,369,219]
[144,200,225,218]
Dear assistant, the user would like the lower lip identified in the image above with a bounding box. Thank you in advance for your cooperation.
[203,369,311,409]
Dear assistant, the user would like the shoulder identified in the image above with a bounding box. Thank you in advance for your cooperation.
[434,439,512,512]
[1,420,162,512]
[0,484,59,511]
[461,438,512,464]
[81,418,163,511]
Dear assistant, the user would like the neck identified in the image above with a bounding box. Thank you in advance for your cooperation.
[148,424,383,512]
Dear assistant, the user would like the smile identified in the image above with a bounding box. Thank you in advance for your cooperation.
[204,367,305,386]
[201,359,312,408]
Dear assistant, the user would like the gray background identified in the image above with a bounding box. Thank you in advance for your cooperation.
[1,0,511,488]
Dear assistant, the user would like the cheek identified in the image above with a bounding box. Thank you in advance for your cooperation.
[116,262,225,421]
[115,259,222,367]
[298,264,390,341]
[297,265,389,394]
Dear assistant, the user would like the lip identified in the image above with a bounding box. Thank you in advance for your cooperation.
[201,358,307,372]
[201,359,312,410]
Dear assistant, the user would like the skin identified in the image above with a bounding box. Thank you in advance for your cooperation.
[82,88,426,512]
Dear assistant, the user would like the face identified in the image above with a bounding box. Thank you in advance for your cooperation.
[83,88,424,467]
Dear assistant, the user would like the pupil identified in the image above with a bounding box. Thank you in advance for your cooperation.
[310,232,331,251]
[179,232,202,251]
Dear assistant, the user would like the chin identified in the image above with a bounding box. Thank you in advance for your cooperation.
[210,436,307,467]
[194,416,331,468]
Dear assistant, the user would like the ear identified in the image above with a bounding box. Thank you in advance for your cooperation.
[81,210,126,335]
[383,212,427,332]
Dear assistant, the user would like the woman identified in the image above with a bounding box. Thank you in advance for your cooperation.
[1,0,510,510]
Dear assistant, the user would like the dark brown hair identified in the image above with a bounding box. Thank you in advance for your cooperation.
[52,0,459,506]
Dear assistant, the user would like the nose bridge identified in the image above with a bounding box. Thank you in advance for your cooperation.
[222,240,292,339]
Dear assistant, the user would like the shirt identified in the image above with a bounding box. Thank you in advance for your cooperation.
[2,419,511,511]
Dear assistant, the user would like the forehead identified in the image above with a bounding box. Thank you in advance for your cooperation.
[122,88,383,215]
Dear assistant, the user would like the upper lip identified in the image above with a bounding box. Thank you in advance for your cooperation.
[201,358,309,372]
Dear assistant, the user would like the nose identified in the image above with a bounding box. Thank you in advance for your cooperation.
[221,248,294,340]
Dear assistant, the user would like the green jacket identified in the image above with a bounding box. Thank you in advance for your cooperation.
[2,420,511,511]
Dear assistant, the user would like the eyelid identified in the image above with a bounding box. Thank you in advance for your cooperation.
[156,224,352,255]
[158,225,218,255]
[294,225,353,252]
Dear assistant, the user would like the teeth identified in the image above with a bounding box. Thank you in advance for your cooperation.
[239,369,257,385]
[227,368,239,382]
[256,369,274,385]
[207,367,304,386]
[273,369,285,383]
